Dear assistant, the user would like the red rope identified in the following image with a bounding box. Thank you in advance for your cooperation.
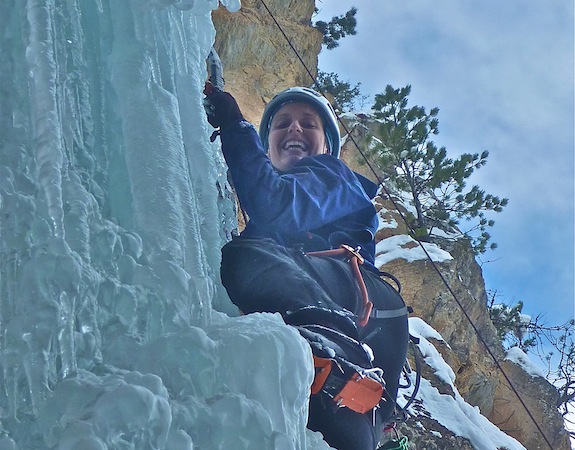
[306,245,373,326]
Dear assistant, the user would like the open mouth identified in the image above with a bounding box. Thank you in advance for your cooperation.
[283,140,307,154]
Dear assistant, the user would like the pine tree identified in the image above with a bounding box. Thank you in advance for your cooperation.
[314,7,357,50]
[487,297,536,351]
[315,71,365,112]
[366,84,508,254]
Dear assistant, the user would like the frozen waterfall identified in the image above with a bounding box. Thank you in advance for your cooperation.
[0,1,329,448]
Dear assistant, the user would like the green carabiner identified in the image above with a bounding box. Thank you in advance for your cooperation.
[377,436,409,450]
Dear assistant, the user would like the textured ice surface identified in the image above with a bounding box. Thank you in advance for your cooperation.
[37,313,316,449]
[0,1,330,448]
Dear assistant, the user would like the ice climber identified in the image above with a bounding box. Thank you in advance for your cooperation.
[205,86,409,450]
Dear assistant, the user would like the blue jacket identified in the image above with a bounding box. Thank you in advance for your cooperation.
[220,120,379,267]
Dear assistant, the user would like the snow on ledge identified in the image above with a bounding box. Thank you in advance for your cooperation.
[401,318,527,450]
[375,234,453,266]
[409,317,448,344]
[505,346,545,378]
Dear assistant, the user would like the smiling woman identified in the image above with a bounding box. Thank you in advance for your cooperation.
[267,102,328,172]
[204,86,410,450]
[259,86,342,158]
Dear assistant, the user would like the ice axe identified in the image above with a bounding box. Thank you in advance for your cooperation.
[204,46,225,95]
[203,46,225,141]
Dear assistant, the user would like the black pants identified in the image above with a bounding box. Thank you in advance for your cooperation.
[221,237,409,450]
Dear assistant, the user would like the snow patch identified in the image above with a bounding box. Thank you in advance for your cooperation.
[377,211,398,230]
[400,319,527,450]
[409,317,448,344]
[375,234,453,266]
[505,347,545,378]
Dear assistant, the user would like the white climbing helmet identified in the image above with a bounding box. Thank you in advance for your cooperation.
[259,87,341,158]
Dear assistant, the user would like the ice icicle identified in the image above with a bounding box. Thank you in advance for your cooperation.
[26,0,65,240]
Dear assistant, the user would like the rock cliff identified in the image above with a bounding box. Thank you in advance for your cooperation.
[212,2,570,449]
[212,0,322,124]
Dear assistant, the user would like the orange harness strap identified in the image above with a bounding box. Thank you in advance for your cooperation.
[305,244,373,327]
[311,355,332,395]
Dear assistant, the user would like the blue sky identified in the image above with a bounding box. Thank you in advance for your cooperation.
[314,0,574,328]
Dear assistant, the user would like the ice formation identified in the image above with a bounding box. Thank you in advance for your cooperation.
[0,1,329,448]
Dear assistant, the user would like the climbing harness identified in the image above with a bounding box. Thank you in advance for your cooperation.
[304,244,420,417]
[305,244,373,326]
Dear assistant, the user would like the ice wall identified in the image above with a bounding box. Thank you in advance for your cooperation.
[0,1,324,448]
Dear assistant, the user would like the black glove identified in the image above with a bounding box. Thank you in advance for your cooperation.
[204,91,244,129]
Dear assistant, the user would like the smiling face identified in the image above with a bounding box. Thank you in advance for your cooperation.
[267,102,328,172]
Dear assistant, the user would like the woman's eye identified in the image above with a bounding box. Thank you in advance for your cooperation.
[272,120,289,129]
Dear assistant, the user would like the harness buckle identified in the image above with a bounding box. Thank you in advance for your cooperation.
[340,244,364,264]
